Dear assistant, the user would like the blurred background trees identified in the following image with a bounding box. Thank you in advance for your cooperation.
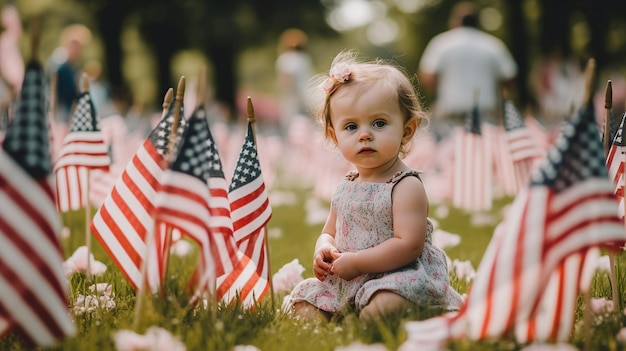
[12,0,626,122]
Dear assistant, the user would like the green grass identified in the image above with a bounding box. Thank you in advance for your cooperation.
[2,186,626,351]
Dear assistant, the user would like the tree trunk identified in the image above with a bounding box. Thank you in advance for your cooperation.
[506,0,530,110]
[96,3,126,96]
[208,41,237,122]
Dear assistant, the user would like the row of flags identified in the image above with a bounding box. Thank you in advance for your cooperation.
[1,55,624,349]
[0,56,273,347]
[401,102,626,348]
[451,99,546,212]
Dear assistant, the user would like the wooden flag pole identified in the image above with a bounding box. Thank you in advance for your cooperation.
[158,87,175,296]
[247,97,275,310]
[133,83,180,330]
[603,81,612,155]
[161,77,186,294]
[603,80,621,314]
[195,66,207,109]
[582,58,595,351]
[80,73,94,281]
[29,14,42,63]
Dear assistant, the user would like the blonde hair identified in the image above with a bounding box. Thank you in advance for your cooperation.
[310,50,428,157]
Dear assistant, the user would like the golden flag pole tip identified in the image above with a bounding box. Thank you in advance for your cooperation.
[81,72,89,93]
[246,97,255,124]
[583,58,596,106]
[605,80,613,109]
[176,76,186,101]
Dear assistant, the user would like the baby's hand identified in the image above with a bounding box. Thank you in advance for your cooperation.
[329,251,361,281]
[313,244,339,281]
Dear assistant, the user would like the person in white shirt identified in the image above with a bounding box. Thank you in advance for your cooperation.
[275,28,314,137]
[418,2,517,140]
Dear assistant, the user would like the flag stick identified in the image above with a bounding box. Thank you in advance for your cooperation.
[195,66,207,109]
[603,81,612,155]
[158,87,175,296]
[161,77,185,293]
[582,58,596,351]
[603,80,621,313]
[29,14,41,63]
[246,96,275,310]
[80,73,93,280]
[133,84,179,330]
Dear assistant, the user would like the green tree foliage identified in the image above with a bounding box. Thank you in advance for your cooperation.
[75,0,333,119]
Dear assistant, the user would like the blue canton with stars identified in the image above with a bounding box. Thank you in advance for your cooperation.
[602,110,620,147]
[612,113,626,147]
[229,123,261,192]
[148,102,186,156]
[69,92,99,132]
[169,110,212,182]
[463,105,481,135]
[503,100,525,131]
[531,103,607,192]
[194,107,226,179]
[2,60,50,179]
[0,107,8,132]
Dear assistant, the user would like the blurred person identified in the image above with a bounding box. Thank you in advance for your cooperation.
[529,48,584,129]
[283,51,463,321]
[48,25,91,124]
[275,28,314,136]
[83,59,114,117]
[0,3,24,103]
[418,1,517,140]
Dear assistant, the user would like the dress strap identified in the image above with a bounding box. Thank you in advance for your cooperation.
[387,169,423,184]
[345,170,359,181]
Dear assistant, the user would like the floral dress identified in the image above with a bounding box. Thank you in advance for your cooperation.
[285,169,463,314]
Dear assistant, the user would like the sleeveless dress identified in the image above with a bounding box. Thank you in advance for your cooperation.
[285,169,464,313]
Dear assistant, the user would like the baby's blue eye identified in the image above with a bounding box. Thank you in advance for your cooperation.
[345,124,357,131]
[373,120,386,128]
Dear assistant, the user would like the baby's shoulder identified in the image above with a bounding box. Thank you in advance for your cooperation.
[388,169,423,184]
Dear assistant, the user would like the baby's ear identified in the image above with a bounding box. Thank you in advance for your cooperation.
[402,118,418,142]
[328,126,338,144]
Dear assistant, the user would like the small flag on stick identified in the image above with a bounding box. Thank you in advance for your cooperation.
[54,87,110,212]
[0,60,75,346]
[227,98,273,304]
[503,99,543,191]
[452,101,492,211]
[90,97,185,292]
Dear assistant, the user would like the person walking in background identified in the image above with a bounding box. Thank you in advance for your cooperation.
[48,25,90,124]
[283,51,463,321]
[275,28,314,136]
[418,1,517,140]
[0,3,24,104]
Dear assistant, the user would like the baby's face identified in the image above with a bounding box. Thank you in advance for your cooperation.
[328,83,407,170]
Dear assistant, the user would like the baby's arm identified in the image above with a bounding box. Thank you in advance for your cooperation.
[313,207,339,281]
[331,176,428,280]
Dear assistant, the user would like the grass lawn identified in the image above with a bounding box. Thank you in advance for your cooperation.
[2,182,625,351]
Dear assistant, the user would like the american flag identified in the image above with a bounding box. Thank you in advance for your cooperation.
[452,105,492,211]
[401,104,626,347]
[154,109,217,298]
[606,112,626,217]
[503,99,543,192]
[54,92,110,211]
[0,60,75,346]
[183,107,269,306]
[226,121,272,303]
[90,103,185,292]
[485,124,517,197]
[515,248,598,342]
[0,107,9,145]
